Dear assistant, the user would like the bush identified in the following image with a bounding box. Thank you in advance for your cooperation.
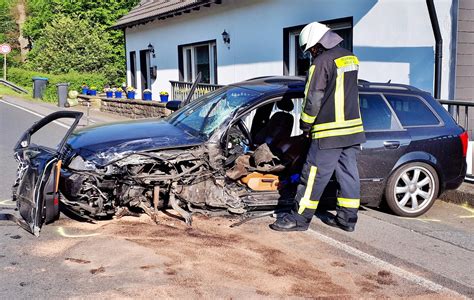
[25,15,125,84]
[8,67,108,102]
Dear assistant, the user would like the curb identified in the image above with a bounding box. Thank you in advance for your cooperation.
[439,182,474,208]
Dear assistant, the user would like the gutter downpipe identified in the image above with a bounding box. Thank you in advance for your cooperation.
[426,0,443,99]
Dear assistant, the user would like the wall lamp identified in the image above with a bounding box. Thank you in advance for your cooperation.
[222,30,230,48]
[147,43,155,58]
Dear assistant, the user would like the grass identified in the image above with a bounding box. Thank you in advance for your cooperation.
[0,84,34,100]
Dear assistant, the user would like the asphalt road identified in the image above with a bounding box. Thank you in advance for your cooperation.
[0,97,473,298]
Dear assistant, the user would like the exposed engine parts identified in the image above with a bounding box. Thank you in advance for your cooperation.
[59,145,251,225]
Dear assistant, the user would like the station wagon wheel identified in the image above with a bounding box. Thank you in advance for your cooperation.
[385,162,439,217]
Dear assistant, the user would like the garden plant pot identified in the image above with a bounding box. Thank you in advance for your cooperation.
[89,90,97,96]
[114,91,122,99]
[127,91,135,99]
[160,95,169,102]
[81,88,89,95]
[106,91,113,98]
[143,93,152,101]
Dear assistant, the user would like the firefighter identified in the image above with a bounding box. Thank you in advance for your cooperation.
[270,22,366,232]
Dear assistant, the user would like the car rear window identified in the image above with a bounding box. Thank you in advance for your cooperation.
[384,94,440,127]
[360,93,400,131]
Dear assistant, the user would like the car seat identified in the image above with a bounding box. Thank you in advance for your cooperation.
[253,98,294,148]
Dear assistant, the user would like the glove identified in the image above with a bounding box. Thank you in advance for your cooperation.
[300,119,312,138]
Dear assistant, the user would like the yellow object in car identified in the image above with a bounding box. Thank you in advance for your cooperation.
[240,172,279,191]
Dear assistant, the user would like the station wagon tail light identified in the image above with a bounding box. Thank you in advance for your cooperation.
[460,131,468,157]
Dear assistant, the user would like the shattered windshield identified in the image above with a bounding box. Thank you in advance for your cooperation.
[168,86,262,138]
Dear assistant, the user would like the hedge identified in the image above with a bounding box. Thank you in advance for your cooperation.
[7,67,108,103]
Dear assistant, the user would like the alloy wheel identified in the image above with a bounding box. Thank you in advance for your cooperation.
[393,166,435,214]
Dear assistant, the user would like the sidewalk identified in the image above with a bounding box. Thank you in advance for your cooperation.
[440,181,474,208]
[0,94,129,126]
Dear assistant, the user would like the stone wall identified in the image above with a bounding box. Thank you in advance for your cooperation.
[78,95,171,119]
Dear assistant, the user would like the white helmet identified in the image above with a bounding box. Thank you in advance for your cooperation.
[299,22,330,52]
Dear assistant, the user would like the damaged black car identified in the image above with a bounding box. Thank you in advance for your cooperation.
[11,77,467,236]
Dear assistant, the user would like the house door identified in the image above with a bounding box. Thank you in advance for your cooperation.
[139,49,151,91]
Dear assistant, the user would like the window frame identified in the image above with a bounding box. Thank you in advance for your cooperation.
[139,49,151,91]
[359,92,405,133]
[178,39,217,84]
[129,51,137,89]
[382,93,444,128]
[283,17,353,76]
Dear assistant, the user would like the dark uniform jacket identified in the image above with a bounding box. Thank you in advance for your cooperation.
[300,46,366,149]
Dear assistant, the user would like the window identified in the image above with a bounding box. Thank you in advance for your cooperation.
[139,49,151,91]
[283,17,353,76]
[243,96,304,140]
[168,86,262,138]
[129,51,137,89]
[384,94,440,127]
[179,40,217,84]
[360,93,400,131]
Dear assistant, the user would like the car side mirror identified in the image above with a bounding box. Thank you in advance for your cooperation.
[166,100,182,111]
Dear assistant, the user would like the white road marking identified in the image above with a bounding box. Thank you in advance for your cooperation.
[0,199,15,206]
[307,229,464,298]
[0,99,70,129]
[398,217,441,223]
[57,227,101,238]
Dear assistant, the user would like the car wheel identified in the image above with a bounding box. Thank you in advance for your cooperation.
[385,162,439,217]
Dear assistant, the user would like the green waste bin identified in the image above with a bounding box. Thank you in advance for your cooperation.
[32,76,48,99]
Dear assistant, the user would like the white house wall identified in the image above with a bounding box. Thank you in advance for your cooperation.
[125,0,454,100]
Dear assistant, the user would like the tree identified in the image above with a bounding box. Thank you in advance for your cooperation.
[26,15,114,76]
[0,0,22,66]
[23,0,139,84]
[0,0,16,41]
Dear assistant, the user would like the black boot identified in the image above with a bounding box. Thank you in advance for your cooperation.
[321,214,355,232]
[270,214,309,232]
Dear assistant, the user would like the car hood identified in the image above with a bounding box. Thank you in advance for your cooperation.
[65,119,204,166]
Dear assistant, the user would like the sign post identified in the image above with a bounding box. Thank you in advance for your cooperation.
[0,44,12,81]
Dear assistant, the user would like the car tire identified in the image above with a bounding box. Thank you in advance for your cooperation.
[385,162,439,217]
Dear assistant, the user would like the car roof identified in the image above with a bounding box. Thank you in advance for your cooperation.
[232,76,306,94]
[232,76,430,97]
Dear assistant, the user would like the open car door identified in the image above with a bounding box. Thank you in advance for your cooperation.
[11,111,83,236]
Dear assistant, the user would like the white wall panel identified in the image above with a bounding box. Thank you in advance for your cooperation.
[124,0,454,100]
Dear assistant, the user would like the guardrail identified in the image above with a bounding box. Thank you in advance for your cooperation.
[170,80,222,101]
[0,79,28,94]
[438,99,474,181]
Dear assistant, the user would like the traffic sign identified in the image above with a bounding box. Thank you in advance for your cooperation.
[0,44,11,55]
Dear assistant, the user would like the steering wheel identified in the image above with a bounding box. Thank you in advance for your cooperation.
[236,119,253,148]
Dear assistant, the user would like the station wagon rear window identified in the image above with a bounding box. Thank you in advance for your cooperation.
[384,94,440,127]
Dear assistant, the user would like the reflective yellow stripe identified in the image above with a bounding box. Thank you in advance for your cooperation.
[311,118,362,132]
[303,65,316,108]
[299,199,319,212]
[333,55,359,123]
[335,72,345,122]
[337,198,360,209]
[312,125,364,139]
[298,166,318,214]
[337,64,359,75]
[334,56,359,68]
[301,111,316,124]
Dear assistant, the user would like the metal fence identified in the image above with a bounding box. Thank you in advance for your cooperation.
[438,99,473,138]
[438,99,474,180]
[170,80,222,102]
